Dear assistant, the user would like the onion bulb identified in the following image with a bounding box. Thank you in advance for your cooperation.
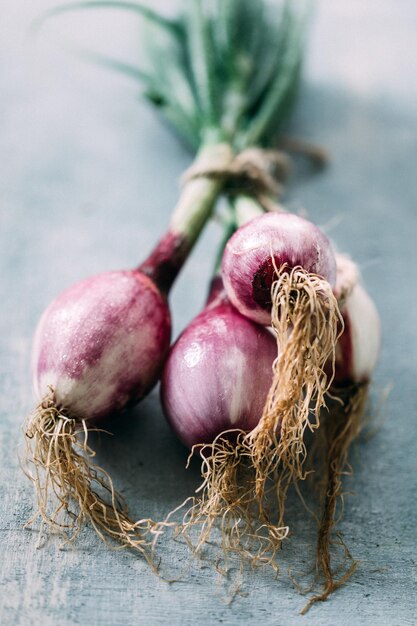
[23,143,228,552]
[161,279,276,450]
[221,212,342,542]
[222,212,337,325]
[160,277,282,555]
[33,270,171,420]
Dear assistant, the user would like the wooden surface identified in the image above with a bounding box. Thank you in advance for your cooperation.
[1,1,416,624]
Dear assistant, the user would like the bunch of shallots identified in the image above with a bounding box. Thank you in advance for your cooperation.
[24,0,380,612]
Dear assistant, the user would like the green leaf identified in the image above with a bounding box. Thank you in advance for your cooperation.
[30,0,311,152]
[144,28,197,116]
[245,2,293,110]
[185,0,216,127]
[70,46,154,85]
[242,2,310,147]
[31,1,180,38]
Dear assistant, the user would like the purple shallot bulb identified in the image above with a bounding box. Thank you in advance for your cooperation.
[160,277,284,555]
[220,212,342,512]
[23,143,232,551]
[25,264,172,555]
[33,270,171,421]
[161,278,276,450]
[222,212,337,325]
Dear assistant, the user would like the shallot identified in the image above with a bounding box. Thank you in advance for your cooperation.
[221,211,342,534]
[160,276,281,555]
[24,142,230,550]
[161,277,277,450]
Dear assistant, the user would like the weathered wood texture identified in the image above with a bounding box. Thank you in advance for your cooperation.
[1,1,416,624]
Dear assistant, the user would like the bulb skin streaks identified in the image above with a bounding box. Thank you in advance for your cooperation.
[223,213,336,325]
[33,270,171,421]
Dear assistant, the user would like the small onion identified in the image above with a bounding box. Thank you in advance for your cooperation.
[222,212,337,325]
[24,267,171,554]
[32,269,171,420]
[159,279,280,561]
[330,255,381,386]
[161,279,276,449]
[334,283,381,386]
[205,210,343,572]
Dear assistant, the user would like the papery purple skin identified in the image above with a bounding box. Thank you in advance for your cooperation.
[161,293,276,450]
[222,212,337,325]
[33,270,171,421]
[333,283,381,386]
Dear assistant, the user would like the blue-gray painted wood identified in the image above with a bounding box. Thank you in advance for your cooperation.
[1,1,416,624]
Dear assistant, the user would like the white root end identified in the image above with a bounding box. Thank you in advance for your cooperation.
[22,389,156,564]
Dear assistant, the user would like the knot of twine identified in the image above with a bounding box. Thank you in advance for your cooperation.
[182,146,291,211]
[182,139,328,211]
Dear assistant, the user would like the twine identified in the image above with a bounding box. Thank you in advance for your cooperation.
[182,138,328,211]
[182,146,291,211]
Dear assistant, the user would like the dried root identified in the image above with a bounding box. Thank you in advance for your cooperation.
[23,389,155,563]
[301,382,369,614]
[162,431,289,572]
[158,267,341,579]
[155,264,371,609]
[248,266,342,518]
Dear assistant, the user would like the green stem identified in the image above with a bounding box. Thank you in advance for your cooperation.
[232,194,266,227]
[242,6,308,147]
[139,142,233,293]
[168,143,232,242]
[32,1,179,36]
[212,207,237,276]
[210,194,265,283]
